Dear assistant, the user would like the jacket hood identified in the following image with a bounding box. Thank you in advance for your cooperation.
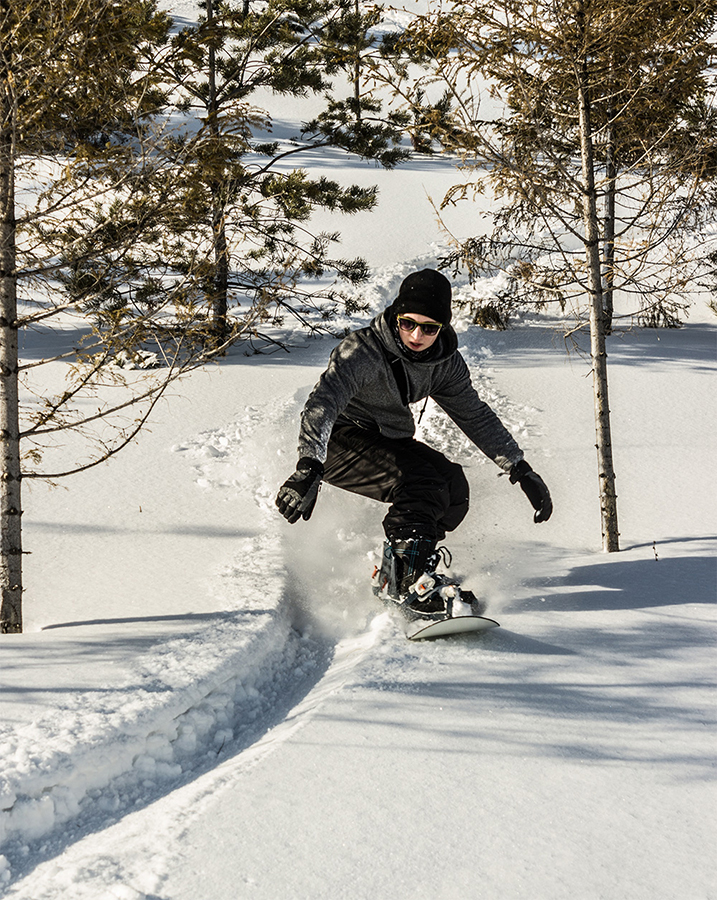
[370,309,458,364]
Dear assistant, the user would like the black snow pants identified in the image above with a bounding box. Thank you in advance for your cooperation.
[322,419,469,542]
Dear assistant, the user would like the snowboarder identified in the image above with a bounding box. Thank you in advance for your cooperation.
[275,268,552,620]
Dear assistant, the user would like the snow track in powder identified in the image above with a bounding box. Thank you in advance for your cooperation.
[0,396,387,896]
[2,610,387,899]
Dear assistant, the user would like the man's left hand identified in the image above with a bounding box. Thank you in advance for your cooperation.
[510,460,553,523]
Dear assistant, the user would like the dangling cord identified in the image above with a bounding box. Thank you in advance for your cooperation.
[427,545,452,575]
[437,546,452,567]
[417,396,429,424]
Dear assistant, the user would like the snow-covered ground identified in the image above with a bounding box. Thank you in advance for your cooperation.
[1,4,716,898]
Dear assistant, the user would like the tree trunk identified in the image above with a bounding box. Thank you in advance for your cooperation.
[353,0,362,119]
[602,43,617,337]
[206,0,229,349]
[211,201,229,349]
[0,31,23,631]
[603,113,616,335]
[576,49,620,552]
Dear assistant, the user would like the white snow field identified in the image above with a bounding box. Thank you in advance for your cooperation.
[1,3,716,898]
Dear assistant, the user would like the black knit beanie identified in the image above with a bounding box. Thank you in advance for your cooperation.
[389,268,452,325]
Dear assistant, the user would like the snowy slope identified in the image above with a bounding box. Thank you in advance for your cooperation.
[2,298,714,898]
[1,0,716,896]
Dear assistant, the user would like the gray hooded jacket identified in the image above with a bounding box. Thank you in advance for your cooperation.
[298,311,524,472]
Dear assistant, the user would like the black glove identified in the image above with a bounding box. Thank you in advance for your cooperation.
[510,460,553,523]
[275,458,324,524]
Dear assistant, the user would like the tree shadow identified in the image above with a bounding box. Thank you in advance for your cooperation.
[471,320,717,373]
[345,537,715,774]
[606,322,717,374]
[28,520,257,539]
[0,611,278,706]
[509,549,717,613]
[40,610,270,631]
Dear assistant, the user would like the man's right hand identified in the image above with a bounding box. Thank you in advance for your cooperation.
[275,458,324,524]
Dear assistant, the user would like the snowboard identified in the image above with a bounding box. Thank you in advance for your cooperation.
[373,566,499,641]
[404,613,499,641]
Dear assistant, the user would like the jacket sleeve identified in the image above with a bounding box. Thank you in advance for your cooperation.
[297,334,374,463]
[431,354,524,472]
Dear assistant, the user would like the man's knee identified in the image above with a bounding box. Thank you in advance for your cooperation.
[441,462,469,532]
[448,460,469,497]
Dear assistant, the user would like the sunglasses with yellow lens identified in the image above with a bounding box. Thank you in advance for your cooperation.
[397,316,443,336]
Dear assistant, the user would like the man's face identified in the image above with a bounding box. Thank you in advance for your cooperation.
[396,312,443,352]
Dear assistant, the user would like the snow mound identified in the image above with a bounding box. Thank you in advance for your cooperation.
[0,397,317,857]
[0,530,292,851]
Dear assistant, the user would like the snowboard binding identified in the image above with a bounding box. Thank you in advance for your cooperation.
[372,540,479,621]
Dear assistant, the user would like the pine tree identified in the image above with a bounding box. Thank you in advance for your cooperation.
[1,0,175,633]
[390,0,717,552]
[156,0,408,349]
[401,0,716,331]
[592,1,717,330]
[0,0,411,632]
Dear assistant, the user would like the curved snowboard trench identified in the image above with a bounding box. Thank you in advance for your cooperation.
[0,600,390,899]
[0,398,387,891]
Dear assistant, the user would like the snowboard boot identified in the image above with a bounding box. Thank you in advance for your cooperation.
[372,535,476,621]
[399,543,475,621]
[371,534,435,605]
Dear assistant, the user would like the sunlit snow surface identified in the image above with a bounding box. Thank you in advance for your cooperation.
[1,0,715,895]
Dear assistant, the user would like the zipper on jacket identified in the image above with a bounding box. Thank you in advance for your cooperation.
[387,355,410,406]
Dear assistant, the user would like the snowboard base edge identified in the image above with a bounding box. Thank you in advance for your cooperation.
[405,614,500,641]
